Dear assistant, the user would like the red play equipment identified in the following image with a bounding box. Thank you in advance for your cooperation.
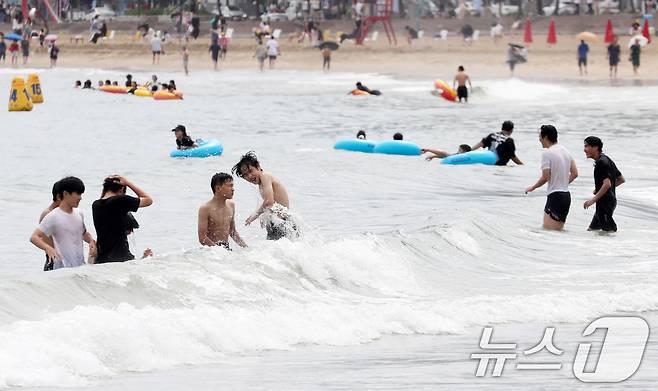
[547,18,556,44]
[642,18,652,44]
[21,0,60,31]
[523,18,533,43]
[604,18,614,43]
[356,0,397,45]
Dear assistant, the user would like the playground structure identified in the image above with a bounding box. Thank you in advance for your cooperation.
[20,0,60,32]
[356,0,397,45]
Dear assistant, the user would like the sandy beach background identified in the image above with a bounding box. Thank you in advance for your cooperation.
[3,16,656,82]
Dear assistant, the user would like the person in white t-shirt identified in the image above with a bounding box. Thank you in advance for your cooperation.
[151,33,162,64]
[30,176,97,269]
[525,125,579,230]
[266,36,279,69]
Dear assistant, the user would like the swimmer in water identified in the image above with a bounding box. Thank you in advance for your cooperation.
[393,132,403,140]
[422,144,472,160]
[198,173,247,250]
[453,65,472,103]
[232,151,299,240]
[172,125,197,150]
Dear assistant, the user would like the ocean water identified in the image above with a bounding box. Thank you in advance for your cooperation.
[1,68,657,389]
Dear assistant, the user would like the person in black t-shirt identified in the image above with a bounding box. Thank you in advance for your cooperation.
[583,136,625,232]
[172,124,197,150]
[471,120,524,166]
[92,176,153,263]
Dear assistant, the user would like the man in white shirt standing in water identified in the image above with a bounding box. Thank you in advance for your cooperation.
[525,125,579,230]
[30,176,97,269]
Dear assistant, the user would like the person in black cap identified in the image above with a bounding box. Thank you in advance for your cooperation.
[172,125,197,150]
[125,74,133,87]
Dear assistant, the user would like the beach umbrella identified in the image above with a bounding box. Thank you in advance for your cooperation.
[628,35,649,48]
[4,33,22,41]
[44,34,58,41]
[642,19,652,44]
[576,31,597,43]
[318,41,339,51]
[523,18,533,43]
[604,19,615,43]
[547,18,557,44]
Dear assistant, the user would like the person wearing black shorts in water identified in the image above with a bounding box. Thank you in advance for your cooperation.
[472,120,523,166]
[583,136,625,232]
[453,65,472,103]
[525,125,578,230]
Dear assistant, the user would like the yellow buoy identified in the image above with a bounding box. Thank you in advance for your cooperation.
[8,77,33,112]
[26,73,44,104]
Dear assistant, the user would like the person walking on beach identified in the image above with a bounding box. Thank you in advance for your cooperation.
[607,36,621,79]
[471,120,523,166]
[210,40,221,70]
[30,177,97,269]
[198,173,247,250]
[182,45,189,75]
[49,41,59,68]
[232,151,298,240]
[629,38,641,75]
[453,65,472,103]
[92,176,153,263]
[0,35,6,64]
[219,32,229,61]
[8,39,18,66]
[577,39,589,75]
[20,31,29,65]
[525,125,578,230]
[322,46,331,71]
[151,32,162,64]
[254,44,267,71]
[583,136,625,232]
[266,35,279,69]
[89,15,103,44]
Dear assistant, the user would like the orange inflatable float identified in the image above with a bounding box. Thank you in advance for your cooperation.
[99,85,129,94]
[153,90,184,100]
[433,79,457,102]
[350,89,371,96]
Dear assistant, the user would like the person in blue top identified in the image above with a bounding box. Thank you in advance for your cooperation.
[578,40,589,76]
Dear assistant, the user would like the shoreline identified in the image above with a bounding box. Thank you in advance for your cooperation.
[1,35,656,85]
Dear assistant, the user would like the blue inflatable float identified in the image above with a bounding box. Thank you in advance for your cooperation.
[334,139,377,153]
[441,150,498,165]
[170,139,223,158]
[373,140,421,156]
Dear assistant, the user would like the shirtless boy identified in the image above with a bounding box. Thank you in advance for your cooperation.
[453,66,472,103]
[232,151,298,240]
[198,173,247,249]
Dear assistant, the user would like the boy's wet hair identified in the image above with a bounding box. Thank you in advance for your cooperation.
[393,132,403,140]
[459,144,472,152]
[52,180,62,201]
[540,125,558,143]
[584,136,603,152]
[101,177,126,197]
[232,151,261,178]
[58,176,85,196]
[211,173,233,193]
[356,130,366,139]
[502,120,514,132]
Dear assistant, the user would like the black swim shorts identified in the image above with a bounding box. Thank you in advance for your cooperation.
[266,220,299,241]
[578,57,587,66]
[589,198,617,232]
[544,191,571,223]
[457,85,468,99]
